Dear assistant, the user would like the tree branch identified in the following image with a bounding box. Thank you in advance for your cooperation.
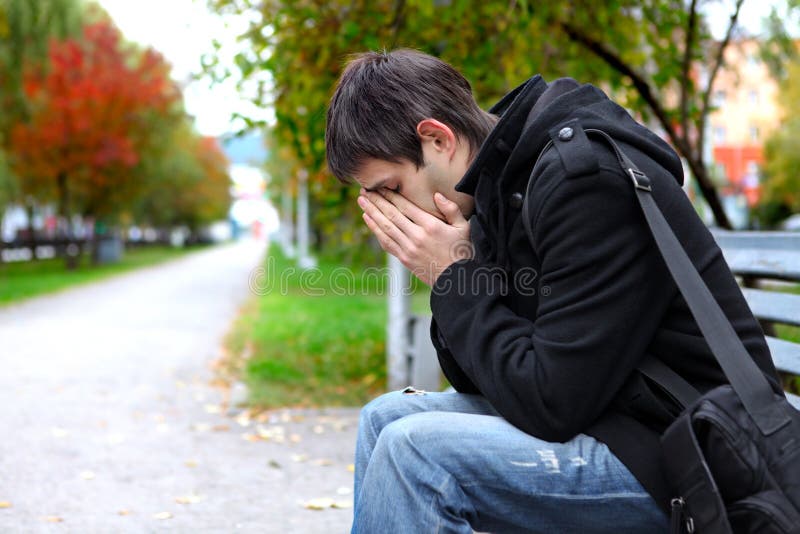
[698,0,744,158]
[559,21,691,158]
[388,0,406,49]
[680,0,698,146]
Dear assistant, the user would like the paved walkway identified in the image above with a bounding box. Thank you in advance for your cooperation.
[0,239,359,533]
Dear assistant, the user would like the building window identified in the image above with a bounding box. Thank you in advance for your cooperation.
[714,126,727,145]
[748,89,759,105]
[713,90,727,107]
[749,125,760,142]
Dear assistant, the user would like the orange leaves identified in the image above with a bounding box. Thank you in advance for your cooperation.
[9,18,179,205]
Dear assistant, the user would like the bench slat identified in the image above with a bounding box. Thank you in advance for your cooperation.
[712,231,800,251]
[719,249,800,282]
[767,336,800,375]
[741,288,800,327]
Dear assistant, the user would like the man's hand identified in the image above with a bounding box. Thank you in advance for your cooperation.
[357,188,472,286]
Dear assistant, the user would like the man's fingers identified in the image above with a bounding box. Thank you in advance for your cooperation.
[434,193,467,226]
[362,212,403,258]
[359,192,421,244]
[358,194,415,251]
[380,188,444,224]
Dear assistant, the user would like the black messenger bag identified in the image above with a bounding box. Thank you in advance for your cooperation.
[523,128,800,534]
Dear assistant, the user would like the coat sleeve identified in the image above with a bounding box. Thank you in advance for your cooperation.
[429,166,676,442]
[430,317,480,393]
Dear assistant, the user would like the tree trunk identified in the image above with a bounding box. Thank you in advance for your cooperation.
[684,155,732,229]
[57,171,78,270]
[25,202,38,261]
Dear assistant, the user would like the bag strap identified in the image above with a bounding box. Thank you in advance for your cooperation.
[521,124,789,436]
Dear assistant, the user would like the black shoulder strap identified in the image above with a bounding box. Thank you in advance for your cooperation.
[521,125,789,436]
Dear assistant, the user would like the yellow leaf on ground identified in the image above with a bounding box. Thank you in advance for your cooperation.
[346,464,355,473]
[175,494,202,504]
[117,509,131,516]
[43,516,63,523]
[311,458,333,467]
[185,459,199,468]
[303,498,335,510]
[332,500,353,509]
[153,511,172,520]
[0,502,11,508]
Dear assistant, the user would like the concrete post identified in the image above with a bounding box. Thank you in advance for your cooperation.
[387,254,411,390]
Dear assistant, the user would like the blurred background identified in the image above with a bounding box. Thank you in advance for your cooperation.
[1,0,800,530]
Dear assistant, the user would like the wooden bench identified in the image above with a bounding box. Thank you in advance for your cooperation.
[713,231,800,409]
[401,231,800,408]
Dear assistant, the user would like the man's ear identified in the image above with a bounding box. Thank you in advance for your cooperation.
[416,119,458,158]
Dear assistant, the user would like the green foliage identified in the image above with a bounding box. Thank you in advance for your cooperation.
[761,60,800,226]
[0,0,84,138]
[206,0,797,251]
[133,119,232,231]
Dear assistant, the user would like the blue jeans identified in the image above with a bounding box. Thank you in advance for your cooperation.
[353,390,668,533]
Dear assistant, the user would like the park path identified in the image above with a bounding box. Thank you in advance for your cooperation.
[0,239,358,533]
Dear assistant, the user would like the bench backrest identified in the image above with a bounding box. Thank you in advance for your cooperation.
[712,231,800,408]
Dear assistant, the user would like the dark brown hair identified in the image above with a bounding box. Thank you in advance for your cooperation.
[325,48,495,183]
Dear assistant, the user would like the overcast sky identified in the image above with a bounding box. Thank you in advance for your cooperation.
[96,0,796,138]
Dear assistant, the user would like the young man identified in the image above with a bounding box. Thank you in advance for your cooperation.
[325,49,779,533]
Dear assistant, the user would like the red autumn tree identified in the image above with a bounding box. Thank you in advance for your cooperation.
[9,17,180,229]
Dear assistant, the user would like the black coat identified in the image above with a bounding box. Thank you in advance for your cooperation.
[429,76,782,513]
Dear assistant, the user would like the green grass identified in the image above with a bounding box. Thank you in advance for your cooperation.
[223,245,433,409]
[0,245,206,305]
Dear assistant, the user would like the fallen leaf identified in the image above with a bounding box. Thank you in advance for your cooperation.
[303,498,335,510]
[0,501,11,508]
[43,516,63,523]
[268,460,282,469]
[312,425,325,434]
[291,454,309,463]
[117,509,131,516]
[332,500,353,509]
[80,471,95,480]
[185,460,199,468]
[235,411,252,427]
[346,464,355,473]
[289,433,302,443]
[211,424,230,432]
[241,433,260,442]
[311,458,333,467]
[153,511,172,520]
[175,494,202,504]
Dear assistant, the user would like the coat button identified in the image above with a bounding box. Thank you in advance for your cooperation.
[509,192,524,209]
[558,127,574,141]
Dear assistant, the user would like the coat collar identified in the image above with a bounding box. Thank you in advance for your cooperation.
[455,75,548,196]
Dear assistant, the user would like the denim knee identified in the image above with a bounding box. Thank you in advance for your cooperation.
[359,391,408,428]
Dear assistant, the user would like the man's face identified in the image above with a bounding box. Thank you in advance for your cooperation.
[351,129,475,221]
